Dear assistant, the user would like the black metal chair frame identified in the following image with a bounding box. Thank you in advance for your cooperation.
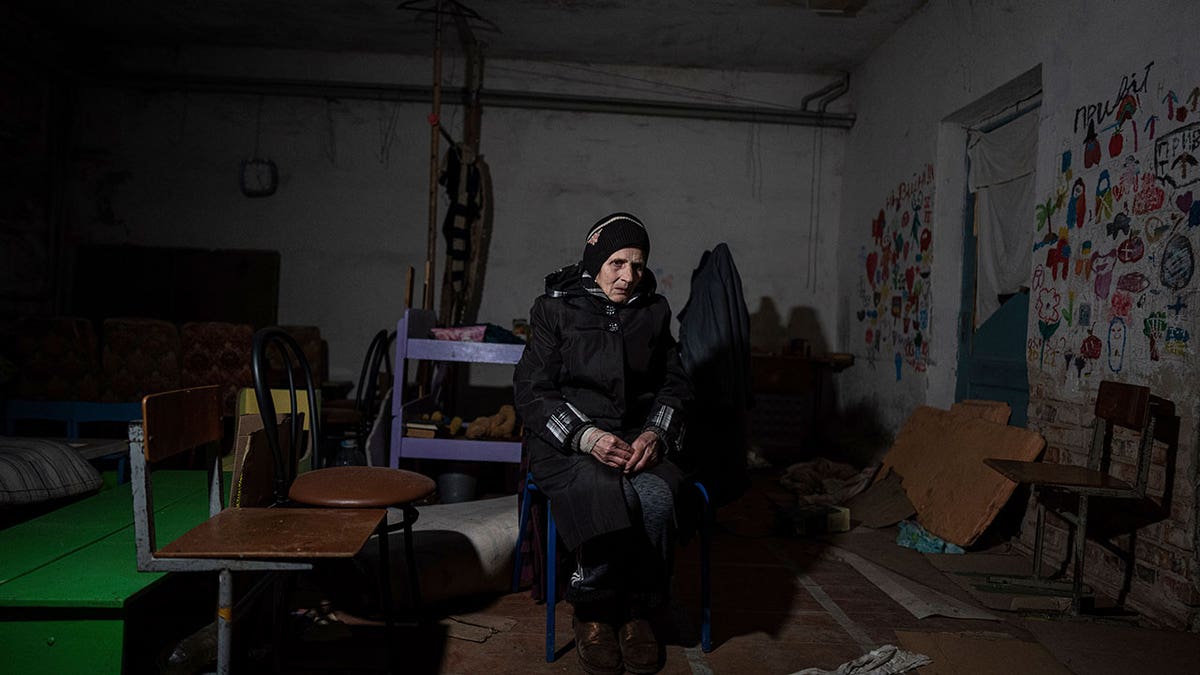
[352,329,396,452]
[251,328,428,640]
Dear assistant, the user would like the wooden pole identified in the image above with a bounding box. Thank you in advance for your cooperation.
[404,265,415,310]
[423,0,444,311]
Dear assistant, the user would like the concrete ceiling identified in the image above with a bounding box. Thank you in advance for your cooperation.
[17,0,926,73]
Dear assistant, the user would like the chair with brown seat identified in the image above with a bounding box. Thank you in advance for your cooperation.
[251,327,436,618]
[985,380,1175,613]
[131,385,389,673]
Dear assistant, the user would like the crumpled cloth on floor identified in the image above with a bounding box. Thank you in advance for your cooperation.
[780,457,877,506]
[790,644,932,675]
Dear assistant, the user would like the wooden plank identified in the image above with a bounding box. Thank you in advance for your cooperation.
[141,386,222,462]
[0,471,206,586]
[0,619,124,673]
[157,507,385,559]
[1095,380,1150,431]
[57,437,130,461]
[0,475,213,608]
[393,437,522,463]
[949,399,1011,425]
[844,471,915,528]
[405,338,525,364]
[2,530,169,609]
[984,459,1135,494]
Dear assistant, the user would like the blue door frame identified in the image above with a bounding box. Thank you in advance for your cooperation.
[955,138,1033,427]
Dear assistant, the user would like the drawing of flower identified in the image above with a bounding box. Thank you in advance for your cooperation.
[1037,287,1062,324]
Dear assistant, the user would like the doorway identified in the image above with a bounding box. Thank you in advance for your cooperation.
[955,101,1041,427]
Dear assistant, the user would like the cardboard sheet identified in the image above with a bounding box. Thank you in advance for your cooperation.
[845,470,916,528]
[878,407,1044,547]
[230,414,293,508]
[1022,618,1200,675]
[894,631,1071,674]
[949,399,1011,425]
[924,550,1070,612]
[829,548,999,621]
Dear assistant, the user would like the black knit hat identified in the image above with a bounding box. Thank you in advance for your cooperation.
[581,212,650,277]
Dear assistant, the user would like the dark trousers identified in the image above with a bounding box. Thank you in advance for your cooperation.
[568,472,676,616]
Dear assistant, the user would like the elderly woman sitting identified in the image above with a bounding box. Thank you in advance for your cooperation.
[514,212,690,675]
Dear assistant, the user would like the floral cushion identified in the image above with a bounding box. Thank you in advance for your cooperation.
[102,317,182,401]
[181,321,254,415]
[267,325,326,385]
[6,317,101,401]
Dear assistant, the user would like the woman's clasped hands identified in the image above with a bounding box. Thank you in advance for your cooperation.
[589,430,660,474]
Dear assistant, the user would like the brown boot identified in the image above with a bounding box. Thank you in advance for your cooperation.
[618,617,661,674]
[572,615,622,675]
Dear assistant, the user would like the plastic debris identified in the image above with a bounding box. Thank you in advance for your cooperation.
[896,519,965,554]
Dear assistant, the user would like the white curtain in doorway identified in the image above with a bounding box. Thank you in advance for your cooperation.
[967,111,1038,328]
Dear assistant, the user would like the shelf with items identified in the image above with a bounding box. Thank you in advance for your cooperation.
[389,309,524,465]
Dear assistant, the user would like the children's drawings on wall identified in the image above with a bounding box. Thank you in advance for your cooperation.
[1160,233,1194,289]
[856,164,934,381]
[1030,61,1198,382]
[1165,326,1190,356]
[1036,287,1062,366]
[1143,311,1166,361]
[1154,121,1200,189]
[1107,317,1126,373]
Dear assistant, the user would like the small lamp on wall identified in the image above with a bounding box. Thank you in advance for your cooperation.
[239,157,278,198]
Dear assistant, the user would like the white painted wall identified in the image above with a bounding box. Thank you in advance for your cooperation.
[837,0,1200,431]
[837,0,1200,627]
[70,48,847,383]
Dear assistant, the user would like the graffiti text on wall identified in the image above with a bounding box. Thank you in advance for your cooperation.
[1073,61,1154,135]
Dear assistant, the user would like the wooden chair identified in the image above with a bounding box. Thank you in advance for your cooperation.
[251,328,437,619]
[985,380,1175,613]
[131,385,389,673]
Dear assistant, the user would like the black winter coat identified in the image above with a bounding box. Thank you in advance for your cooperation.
[513,264,690,551]
[676,243,752,506]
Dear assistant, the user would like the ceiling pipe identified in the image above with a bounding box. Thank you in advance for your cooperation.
[800,77,845,112]
[481,88,854,128]
[102,71,856,129]
[817,72,850,112]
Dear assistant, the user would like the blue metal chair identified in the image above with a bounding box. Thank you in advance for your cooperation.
[512,473,712,662]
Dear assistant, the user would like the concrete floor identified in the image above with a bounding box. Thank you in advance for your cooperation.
[265,471,1200,674]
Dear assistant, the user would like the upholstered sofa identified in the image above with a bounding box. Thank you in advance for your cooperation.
[1,316,327,430]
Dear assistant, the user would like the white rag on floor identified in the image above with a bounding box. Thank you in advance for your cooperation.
[790,644,931,675]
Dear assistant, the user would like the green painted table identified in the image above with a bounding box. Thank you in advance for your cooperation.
[0,471,212,673]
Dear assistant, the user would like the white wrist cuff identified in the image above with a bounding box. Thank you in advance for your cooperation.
[579,426,605,454]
